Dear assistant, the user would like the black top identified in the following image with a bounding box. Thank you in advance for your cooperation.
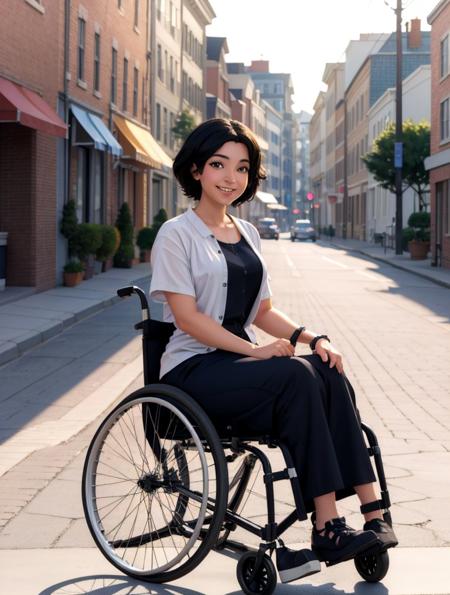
[217,235,263,341]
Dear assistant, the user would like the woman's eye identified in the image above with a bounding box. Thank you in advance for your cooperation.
[238,166,249,173]
[209,161,223,168]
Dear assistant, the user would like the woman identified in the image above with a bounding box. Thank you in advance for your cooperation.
[150,118,397,583]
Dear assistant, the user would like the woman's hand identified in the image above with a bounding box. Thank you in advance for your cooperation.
[314,339,344,374]
[251,339,295,360]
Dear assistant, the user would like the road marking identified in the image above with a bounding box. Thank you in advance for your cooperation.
[321,256,349,269]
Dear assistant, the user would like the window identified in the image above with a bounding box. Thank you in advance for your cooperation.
[77,18,86,81]
[111,47,118,104]
[170,56,174,92]
[122,58,128,111]
[440,98,449,142]
[157,44,163,81]
[134,0,139,28]
[118,0,122,9]
[156,103,161,140]
[157,0,165,21]
[441,35,449,79]
[165,51,169,87]
[94,33,100,92]
[133,67,139,116]
[163,107,168,145]
[170,112,174,149]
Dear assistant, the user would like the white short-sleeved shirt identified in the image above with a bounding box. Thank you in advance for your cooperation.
[150,206,272,378]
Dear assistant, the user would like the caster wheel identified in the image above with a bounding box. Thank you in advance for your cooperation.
[355,549,389,583]
[237,551,277,595]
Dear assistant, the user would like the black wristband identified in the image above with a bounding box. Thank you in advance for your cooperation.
[309,334,330,351]
[289,326,305,347]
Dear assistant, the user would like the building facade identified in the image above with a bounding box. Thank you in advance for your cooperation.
[0,0,66,291]
[206,37,232,119]
[425,0,450,269]
[309,92,326,228]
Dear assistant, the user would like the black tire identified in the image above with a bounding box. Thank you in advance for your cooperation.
[82,384,228,583]
[354,550,389,582]
[237,551,277,595]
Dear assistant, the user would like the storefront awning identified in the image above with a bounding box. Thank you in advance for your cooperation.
[256,191,279,205]
[114,115,172,169]
[0,76,67,138]
[71,105,122,156]
[267,203,288,211]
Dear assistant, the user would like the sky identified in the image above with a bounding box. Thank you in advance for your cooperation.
[206,0,434,114]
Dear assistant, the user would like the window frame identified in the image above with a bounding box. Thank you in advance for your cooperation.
[440,33,449,80]
[122,57,129,111]
[94,32,101,93]
[440,96,450,143]
[111,47,118,105]
[133,67,139,116]
[77,17,86,82]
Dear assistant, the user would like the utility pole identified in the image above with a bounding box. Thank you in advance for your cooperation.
[394,0,403,254]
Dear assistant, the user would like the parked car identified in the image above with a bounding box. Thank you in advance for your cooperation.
[257,217,280,240]
[290,219,316,242]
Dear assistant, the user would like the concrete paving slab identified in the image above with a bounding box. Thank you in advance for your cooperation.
[1,546,450,595]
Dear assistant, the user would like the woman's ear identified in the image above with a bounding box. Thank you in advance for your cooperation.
[191,164,200,180]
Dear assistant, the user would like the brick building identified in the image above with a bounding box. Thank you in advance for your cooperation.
[425,0,450,269]
[0,0,67,291]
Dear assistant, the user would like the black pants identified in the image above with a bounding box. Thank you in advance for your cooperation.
[163,352,376,508]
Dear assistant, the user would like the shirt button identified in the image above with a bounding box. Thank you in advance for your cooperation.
[223,282,227,287]
[210,234,214,239]
[218,249,222,254]
[219,315,223,320]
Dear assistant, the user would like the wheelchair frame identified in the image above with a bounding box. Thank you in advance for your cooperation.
[82,285,393,593]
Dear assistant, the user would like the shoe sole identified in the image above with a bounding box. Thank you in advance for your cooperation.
[278,560,322,584]
[312,534,379,566]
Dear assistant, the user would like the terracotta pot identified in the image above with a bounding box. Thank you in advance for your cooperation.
[64,271,83,287]
[408,240,430,260]
[102,257,113,272]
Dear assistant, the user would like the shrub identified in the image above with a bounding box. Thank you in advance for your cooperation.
[60,200,79,257]
[327,225,335,238]
[407,211,430,242]
[136,226,156,251]
[114,203,134,267]
[63,260,84,273]
[73,223,102,261]
[96,225,117,262]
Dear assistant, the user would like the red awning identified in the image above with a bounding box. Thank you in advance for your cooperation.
[0,77,67,138]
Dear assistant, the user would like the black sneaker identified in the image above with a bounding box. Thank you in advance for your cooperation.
[276,546,321,583]
[311,516,378,564]
[364,518,398,551]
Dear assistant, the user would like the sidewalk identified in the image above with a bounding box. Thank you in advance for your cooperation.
[0,264,152,367]
[318,237,450,289]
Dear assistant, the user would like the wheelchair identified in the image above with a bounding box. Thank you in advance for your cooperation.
[82,285,393,594]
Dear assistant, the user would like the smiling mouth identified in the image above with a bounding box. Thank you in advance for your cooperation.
[217,186,235,193]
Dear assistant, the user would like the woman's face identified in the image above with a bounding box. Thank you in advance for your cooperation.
[192,141,250,207]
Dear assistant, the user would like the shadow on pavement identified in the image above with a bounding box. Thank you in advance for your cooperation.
[39,574,206,595]
[0,276,153,443]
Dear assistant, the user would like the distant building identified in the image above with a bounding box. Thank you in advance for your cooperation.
[309,92,326,228]
[368,65,431,237]
[343,24,430,240]
[246,61,297,214]
[206,37,232,119]
[294,111,312,219]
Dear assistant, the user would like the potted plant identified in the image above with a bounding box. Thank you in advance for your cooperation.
[405,211,430,260]
[136,226,156,262]
[114,202,134,268]
[63,260,84,287]
[72,223,102,279]
[96,225,117,272]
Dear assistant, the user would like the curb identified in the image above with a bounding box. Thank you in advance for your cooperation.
[324,241,450,290]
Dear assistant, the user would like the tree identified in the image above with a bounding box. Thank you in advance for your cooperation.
[172,109,196,143]
[114,202,134,268]
[361,119,430,211]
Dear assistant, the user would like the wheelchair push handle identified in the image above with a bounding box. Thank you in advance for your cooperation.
[117,285,150,318]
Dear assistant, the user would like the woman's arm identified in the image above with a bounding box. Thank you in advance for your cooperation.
[254,298,344,373]
[164,292,294,359]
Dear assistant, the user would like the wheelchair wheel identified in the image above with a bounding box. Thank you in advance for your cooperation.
[237,551,277,595]
[354,549,389,582]
[82,384,228,583]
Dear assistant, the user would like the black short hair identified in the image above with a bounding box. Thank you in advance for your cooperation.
[172,118,266,206]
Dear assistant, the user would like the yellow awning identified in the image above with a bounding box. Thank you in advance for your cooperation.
[113,115,172,169]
